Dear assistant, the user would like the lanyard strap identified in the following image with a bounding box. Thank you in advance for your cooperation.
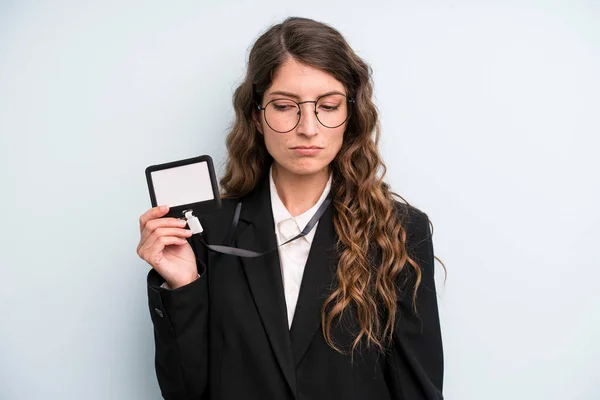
[194,196,332,258]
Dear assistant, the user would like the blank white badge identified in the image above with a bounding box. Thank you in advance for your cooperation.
[150,161,214,207]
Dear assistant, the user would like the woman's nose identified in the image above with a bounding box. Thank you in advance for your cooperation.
[296,103,319,137]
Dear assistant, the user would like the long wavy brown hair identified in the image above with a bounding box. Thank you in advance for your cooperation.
[220,17,427,353]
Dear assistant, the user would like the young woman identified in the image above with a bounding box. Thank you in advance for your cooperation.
[137,17,443,400]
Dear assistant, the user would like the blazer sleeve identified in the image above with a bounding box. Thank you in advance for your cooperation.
[385,207,444,399]
[147,233,209,400]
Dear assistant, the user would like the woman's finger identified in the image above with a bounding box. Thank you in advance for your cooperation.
[139,205,170,233]
[138,227,191,255]
[141,236,189,266]
[140,220,188,244]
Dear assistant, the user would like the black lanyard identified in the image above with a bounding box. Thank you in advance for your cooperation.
[193,196,332,258]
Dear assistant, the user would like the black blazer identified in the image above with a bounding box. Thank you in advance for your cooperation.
[147,173,443,400]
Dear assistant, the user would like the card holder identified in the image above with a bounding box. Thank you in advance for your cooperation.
[145,155,221,219]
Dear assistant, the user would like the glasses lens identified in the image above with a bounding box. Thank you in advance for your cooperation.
[316,94,349,128]
[265,99,300,133]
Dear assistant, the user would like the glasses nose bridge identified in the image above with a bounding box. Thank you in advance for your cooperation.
[296,99,318,119]
[297,99,317,112]
[297,99,317,106]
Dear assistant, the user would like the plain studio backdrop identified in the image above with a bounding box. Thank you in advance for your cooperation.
[0,1,598,399]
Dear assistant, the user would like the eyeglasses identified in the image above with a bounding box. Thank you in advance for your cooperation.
[256,93,354,134]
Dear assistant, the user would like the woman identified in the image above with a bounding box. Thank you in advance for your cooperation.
[137,17,443,400]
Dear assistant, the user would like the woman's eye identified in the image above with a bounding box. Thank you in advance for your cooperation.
[273,103,296,111]
[319,105,339,111]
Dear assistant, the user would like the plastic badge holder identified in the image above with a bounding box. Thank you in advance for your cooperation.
[145,155,221,220]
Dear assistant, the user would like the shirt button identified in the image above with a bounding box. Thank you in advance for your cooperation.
[154,308,164,318]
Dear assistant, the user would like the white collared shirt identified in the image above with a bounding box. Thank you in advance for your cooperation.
[269,165,332,329]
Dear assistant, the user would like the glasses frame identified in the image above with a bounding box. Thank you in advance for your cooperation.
[256,93,355,134]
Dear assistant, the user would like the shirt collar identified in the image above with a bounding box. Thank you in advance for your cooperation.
[269,165,332,244]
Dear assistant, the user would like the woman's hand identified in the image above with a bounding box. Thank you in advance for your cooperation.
[137,205,198,289]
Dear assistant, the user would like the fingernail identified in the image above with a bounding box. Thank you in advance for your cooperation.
[160,205,168,212]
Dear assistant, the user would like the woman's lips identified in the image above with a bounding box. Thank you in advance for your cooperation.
[292,147,323,156]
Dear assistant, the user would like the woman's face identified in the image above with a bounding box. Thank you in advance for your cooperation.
[254,57,348,178]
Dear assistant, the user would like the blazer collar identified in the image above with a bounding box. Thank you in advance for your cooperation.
[235,170,338,390]
[289,199,337,366]
[235,172,297,396]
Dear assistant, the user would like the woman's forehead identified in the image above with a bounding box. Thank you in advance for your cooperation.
[266,58,345,98]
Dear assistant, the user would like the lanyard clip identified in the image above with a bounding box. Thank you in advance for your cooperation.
[182,209,203,234]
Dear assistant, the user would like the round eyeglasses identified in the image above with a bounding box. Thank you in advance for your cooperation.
[256,93,354,134]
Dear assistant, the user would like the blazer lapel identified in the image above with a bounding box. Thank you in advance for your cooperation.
[289,201,338,366]
[235,174,297,397]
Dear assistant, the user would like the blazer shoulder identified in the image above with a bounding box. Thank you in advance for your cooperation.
[392,200,433,255]
[393,200,429,232]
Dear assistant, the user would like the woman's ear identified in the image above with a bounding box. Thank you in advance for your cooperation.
[252,109,263,135]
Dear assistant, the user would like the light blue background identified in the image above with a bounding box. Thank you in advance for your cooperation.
[1,1,599,399]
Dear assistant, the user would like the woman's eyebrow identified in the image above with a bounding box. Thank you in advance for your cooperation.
[266,90,346,99]
[267,90,300,99]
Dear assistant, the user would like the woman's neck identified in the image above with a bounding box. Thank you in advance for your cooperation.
[271,163,330,217]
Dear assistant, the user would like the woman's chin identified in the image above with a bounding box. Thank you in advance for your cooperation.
[276,160,330,177]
